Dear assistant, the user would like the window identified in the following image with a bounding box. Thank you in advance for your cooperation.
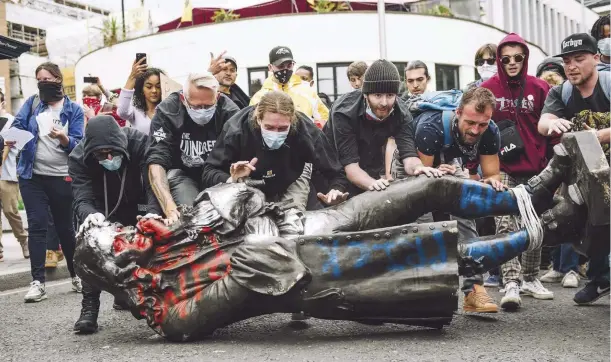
[316,63,352,101]
[435,64,460,90]
[247,67,268,97]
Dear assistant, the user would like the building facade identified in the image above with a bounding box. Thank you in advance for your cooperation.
[74,0,601,103]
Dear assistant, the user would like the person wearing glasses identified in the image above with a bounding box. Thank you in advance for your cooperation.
[146,72,239,225]
[466,44,498,90]
[481,33,553,311]
[250,46,329,126]
[8,62,84,302]
[69,115,152,334]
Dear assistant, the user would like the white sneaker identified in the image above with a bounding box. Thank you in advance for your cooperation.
[500,281,521,310]
[521,279,554,300]
[561,270,580,288]
[72,277,83,293]
[540,270,565,283]
[24,281,47,303]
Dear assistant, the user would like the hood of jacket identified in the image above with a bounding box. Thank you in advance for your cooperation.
[261,73,305,92]
[495,33,530,86]
[83,115,129,162]
[597,62,610,72]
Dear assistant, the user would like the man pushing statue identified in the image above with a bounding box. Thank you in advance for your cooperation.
[72,128,609,341]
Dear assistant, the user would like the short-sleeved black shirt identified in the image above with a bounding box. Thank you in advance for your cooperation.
[542,80,610,120]
[323,90,418,179]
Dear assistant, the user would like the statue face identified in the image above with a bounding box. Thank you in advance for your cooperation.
[74,223,152,293]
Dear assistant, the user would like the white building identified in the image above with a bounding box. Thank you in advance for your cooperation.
[71,0,602,103]
[6,0,110,112]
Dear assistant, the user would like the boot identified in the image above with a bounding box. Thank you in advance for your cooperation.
[74,282,101,334]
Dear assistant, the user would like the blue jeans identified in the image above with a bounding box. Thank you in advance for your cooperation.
[551,244,579,274]
[19,175,76,283]
[46,208,60,251]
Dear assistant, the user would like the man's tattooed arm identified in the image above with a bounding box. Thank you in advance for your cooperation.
[149,164,180,224]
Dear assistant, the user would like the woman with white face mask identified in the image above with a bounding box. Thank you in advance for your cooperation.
[466,44,498,91]
[202,91,349,210]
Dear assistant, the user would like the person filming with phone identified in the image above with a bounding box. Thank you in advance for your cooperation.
[117,54,165,134]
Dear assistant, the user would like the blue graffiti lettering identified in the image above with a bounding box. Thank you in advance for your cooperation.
[317,231,450,278]
[319,240,341,278]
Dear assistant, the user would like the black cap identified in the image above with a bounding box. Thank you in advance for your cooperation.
[223,55,237,69]
[269,46,294,66]
[555,33,598,57]
[536,57,566,79]
[361,60,401,95]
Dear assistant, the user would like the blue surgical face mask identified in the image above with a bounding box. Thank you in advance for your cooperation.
[261,127,289,150]
[187,105,216,126]
[99,155,123,171]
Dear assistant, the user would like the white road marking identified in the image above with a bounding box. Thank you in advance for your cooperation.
[0,280,71,296]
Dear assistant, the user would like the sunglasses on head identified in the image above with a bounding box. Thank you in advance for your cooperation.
[475,58,496,66]
[93,150,121,161]
[501,54,525,65]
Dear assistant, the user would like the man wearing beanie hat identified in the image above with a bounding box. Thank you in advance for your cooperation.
[69,115,154,334]
[323,59,442,197]
[538,33,610,306]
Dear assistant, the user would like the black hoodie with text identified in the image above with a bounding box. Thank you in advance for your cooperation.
[146,92,239,181]
[201,107,348,199]
[68,115,151,225]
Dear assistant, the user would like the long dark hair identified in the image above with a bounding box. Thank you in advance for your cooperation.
[132,67,164,112]
[591,15,610,41]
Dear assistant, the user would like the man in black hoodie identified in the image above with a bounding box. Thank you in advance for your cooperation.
[69,115,152,334]
[147,72,239,224]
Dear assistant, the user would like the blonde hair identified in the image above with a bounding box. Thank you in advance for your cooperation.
[82,84,103,99]
[251,91,297,129]
[183,72,219,98]
[539,71,564,86]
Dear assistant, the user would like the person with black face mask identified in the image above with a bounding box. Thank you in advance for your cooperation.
[69,115,152,334]
[250,46,329,127]
[146,72,238,226]
[7,62,84,303]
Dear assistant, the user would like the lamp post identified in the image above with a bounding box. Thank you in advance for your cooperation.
[121,0,126,39]
[377,0,387,58]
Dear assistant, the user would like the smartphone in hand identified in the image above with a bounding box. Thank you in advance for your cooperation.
[136,53,147,65]
[84,76,98,83]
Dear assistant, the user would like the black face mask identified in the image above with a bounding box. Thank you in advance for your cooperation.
[273,69,293,85]
[38,81,64,103]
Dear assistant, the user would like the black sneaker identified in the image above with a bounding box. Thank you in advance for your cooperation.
[573,281,610,305]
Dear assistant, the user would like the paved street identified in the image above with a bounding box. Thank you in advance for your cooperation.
[0,278,608,362]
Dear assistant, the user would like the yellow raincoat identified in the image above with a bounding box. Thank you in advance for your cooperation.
[250,74,329,126]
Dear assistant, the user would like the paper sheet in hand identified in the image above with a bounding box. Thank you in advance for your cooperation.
[36,111,54,136]
[161,73,182,100]
[0,128,34,150]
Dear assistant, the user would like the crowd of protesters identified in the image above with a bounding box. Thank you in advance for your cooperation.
[0,14,608,336]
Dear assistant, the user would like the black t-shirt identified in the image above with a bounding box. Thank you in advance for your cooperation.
[415,111,500,171]
[324,90,418,179]
[542,80,610,120]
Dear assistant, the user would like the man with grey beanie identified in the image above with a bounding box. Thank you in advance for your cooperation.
[323,59,442,198]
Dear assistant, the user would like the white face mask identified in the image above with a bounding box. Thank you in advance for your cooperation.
[477,64,497,81]
[261,127,290,150]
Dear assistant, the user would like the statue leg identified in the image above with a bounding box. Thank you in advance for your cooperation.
[458,230,531,277]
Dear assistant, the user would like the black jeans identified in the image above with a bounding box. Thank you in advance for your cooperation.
[19,175,76,283]
[46,208,60,251]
